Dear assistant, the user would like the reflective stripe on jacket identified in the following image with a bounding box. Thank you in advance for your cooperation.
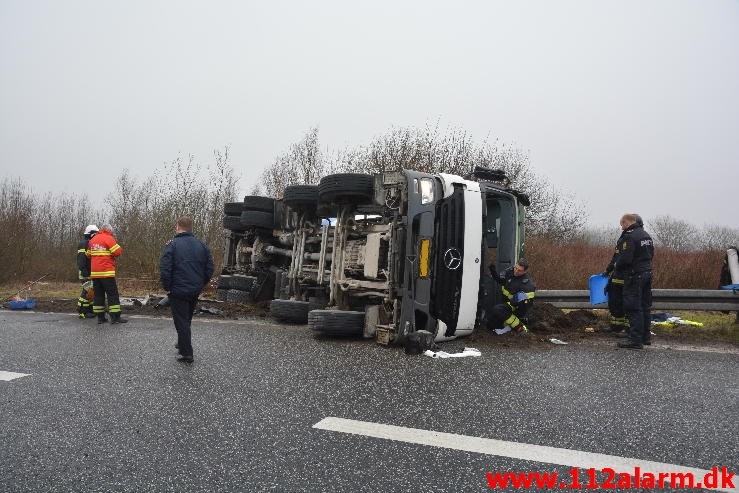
[86,230,122,278]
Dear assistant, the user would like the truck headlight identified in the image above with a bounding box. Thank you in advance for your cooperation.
[420,178,434,204]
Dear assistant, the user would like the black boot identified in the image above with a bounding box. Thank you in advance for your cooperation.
[110,313,128,324]
[97,314,107,324]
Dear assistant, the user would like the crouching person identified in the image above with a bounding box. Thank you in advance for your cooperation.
[487,258,536,336]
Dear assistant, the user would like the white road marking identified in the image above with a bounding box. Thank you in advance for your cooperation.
[0,371,30,381]
[313,417,737,492]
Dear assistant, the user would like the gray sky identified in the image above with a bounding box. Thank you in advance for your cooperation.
[1,0,738,228]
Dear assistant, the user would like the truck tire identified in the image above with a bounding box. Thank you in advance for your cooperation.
[240,210,275,230]
[223,216,245,231]
[284,185,319,213]
[270,299,311,323]
[308,310,365,336]
[231,275,257,291]
[223,202,245,216]
[243,196,275,213]
[318,173,375,204]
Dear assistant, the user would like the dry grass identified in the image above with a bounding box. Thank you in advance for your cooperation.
[650,310,739,344]
[1,278,168,301]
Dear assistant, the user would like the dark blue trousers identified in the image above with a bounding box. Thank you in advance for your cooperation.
[623,271,653,344]
[170,295,196,357]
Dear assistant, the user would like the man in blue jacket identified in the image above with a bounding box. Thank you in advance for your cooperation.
[160,216,214,363]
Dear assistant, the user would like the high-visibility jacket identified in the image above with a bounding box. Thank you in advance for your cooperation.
[86,230,122,278]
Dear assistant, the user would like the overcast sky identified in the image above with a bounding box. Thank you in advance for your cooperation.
[1,0,737,229]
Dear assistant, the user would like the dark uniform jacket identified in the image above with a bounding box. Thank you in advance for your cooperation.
[77,237,92,279]
[605,230,629,282]
[159,232,215,299]
[491,267,537,315]
[615,224,654,275]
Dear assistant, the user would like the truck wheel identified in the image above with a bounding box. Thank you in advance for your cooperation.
[270,299,311,323]
[223,202,246,216]
[308,310,365,336]
[243,196,275,213]
[223,216,245,232]
[240,210,275,230]
[284,185,319,213]
[318,173,374,204]
[231,275,257,291]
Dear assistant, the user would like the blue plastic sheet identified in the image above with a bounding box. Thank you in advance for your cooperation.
[7,298,36,310]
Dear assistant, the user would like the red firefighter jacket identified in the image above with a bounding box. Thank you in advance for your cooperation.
[86,230,122,278]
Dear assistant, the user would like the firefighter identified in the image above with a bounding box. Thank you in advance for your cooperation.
[615,213,654,349]
[76,224,98,318]
[86,223,127,324]
[487,258,537,336]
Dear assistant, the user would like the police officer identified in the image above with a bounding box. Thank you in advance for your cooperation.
[602,213,644,335]
[76,224,98,318]
[159,216,214,363]
[487,258,536,336]
[615,213,654,349]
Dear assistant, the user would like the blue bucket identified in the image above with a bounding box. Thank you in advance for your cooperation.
[8,298,36,310]
[589,275,609,305]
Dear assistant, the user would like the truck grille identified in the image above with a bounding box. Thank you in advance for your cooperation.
[431,184,465,334]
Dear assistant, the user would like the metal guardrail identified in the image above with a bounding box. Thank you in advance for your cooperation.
[537,289,739,311]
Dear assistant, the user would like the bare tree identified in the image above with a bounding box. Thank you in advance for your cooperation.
[327,121,586,240]
[577,225,620,247]
[650,215,699,251]
[260,126,325,198]
[696,224,739,251]
[105,147,237,275]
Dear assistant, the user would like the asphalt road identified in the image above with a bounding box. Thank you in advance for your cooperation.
[1,310,737,492]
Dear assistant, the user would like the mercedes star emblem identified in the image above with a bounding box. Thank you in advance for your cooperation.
[443,247,462,270]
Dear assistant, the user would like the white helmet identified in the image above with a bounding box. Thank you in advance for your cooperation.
[84,224,99,236]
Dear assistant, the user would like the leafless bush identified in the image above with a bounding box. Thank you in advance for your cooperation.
[0,178,37,281]
[0,178,104,283]
[527,235,724,289]
[262,122,586,240]
[106,147,238,276]
[650,215,699,251]
[697,224,739,251]
[577,225,619,247]
[260,127,325,198]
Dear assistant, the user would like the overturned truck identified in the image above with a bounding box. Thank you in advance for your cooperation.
[219,167,529,345]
